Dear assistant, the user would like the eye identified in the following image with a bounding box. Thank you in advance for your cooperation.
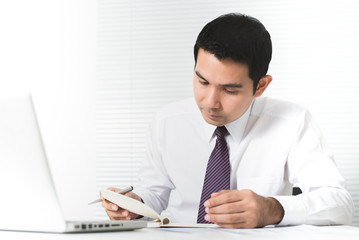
[199,80,209,85]
[224,88,238,95]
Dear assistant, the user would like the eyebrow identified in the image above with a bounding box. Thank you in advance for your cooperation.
[195,70,244,88]
[195,70,207,81]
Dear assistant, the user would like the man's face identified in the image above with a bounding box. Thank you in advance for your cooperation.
[194,49,262,126]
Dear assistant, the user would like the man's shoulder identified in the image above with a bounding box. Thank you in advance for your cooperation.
[252,97,308,120]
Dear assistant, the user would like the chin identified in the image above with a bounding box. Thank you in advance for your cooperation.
[204,118,224,127]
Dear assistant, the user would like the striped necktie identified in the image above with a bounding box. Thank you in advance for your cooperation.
[197,126,230,223]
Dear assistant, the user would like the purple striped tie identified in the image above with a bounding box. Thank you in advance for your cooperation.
[197,126,230,223]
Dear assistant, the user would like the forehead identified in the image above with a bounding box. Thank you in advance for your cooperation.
[195,49,251,84]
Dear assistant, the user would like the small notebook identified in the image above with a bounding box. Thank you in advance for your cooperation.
[100,189,220,228]
[101,189,170,225]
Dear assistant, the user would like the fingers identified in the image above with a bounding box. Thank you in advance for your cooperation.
[203,189,265,228]
[205,212,250,228]
[205,190,260,214]
[204,200,249,227]
[108,208,138,220]
[206,212,260,228]
[101,188,142,220]
[107,187,121,192]
[205,190,245,209]
[206,201,245,214]
[101,198,118,211]
[102,198,134,220]
[106,209,132,220]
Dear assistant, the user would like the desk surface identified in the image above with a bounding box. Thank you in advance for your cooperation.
[1,225,358,240]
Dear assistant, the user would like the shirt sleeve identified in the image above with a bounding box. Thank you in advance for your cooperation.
[273,110,354,226]
[132,115,174,215]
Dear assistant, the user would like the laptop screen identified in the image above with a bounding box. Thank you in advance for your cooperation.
[0,94,66,232]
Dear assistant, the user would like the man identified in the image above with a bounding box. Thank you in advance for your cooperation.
[102,13,354,228]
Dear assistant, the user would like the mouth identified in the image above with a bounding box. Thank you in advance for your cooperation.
[205,111,221,120]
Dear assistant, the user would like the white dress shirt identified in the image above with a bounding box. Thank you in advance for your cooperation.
[133,97,354,225]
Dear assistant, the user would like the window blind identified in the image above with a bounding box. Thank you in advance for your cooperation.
[96,0,359,225]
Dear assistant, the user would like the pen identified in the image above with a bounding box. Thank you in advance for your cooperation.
[88,186,133,205]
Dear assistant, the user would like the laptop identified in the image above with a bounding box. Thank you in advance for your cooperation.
[0,94,147,233]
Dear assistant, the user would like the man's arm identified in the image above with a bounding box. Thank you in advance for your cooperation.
[204,189,284,228]
[273,187,354,226]
[131,114,174,214]
[278,110,354,225]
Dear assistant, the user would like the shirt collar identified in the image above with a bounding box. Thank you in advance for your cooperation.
[203,100,254,144]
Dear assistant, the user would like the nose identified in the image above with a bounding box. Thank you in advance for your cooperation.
[206,88,221,109]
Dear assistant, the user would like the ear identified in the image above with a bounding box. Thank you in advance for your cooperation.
[254,75,272,97]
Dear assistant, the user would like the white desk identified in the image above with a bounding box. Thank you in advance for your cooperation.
[1,225,359,240]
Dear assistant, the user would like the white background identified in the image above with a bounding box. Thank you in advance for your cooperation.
[0,0,96,220]
[0,0,358,225]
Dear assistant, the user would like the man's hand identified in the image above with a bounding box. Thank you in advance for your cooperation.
[101,187,143,220]
[203,189,284,228]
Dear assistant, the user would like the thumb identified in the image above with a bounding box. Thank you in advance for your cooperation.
[107,187,121,192]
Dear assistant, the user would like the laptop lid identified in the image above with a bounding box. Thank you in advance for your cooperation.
[0,94,67,232]
[0,94,146,232]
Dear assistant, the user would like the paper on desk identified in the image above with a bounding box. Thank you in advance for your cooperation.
[101,189,167,224]
[159,223,219,228]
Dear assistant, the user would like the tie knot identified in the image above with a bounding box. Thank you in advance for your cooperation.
[215,126,228,140]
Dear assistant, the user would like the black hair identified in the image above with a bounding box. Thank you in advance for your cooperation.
[194,13,272,94]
